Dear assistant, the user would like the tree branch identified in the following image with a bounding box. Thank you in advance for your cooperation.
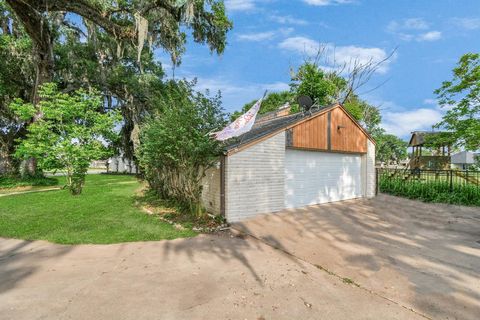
[14,0,134,39]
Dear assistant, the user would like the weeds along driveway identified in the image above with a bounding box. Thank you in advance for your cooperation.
[0,234,424,320]
[233,194,480,320]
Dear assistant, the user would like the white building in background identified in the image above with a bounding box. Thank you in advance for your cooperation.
[451,151,478,170]
[107,154,138,174]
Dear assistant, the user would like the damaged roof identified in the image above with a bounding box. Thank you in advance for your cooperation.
[223,104,337,152]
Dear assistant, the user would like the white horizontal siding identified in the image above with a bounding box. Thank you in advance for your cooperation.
[225,132,285,222]
[201,163,221,215]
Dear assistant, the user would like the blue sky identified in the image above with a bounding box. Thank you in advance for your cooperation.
[158,0,480,139]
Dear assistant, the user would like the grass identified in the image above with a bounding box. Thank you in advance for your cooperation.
[0,174,196,244]
[0,175,59,189]
[379,176,480,206]
[314,264,361,287]
[342,277,360,287]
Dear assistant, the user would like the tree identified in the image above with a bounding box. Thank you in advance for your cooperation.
[53,23,168,162]
[233,61,383,133]
[343,94,382,132]
[231,91,295,121]
[4,0,232,100]
[471,155,480,171]
[137,80,226,215]
[434,53,480,151]
[10,83,120,195]
[373,130,408,164]
[290,62,384,131]
[1,0,232,175]
[235,61,383,134]
[0,4,37,175]
[290,62,342,106]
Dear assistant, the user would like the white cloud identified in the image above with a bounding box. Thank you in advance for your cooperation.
[303,0,354,6]
[398,33,414,41]
[193,77,290,111]
[395,31,442,42]
[225,0,255,12]
[417,31,442,41]
[387,18,441,42]
[423,98,437,105]
[451,17,480,30]
[278,36,319,55]
[263,82,290,91]
[155,55,173,72]
[279,27,295,36]
[237,28,293,42]
[237,31,275,42]
[387,18,429,32]
[278,36,392,74]
[270,14,309,25]
[424,98,456,111]
[382,108,443,138]
[334,46,391,73]
[403,18,429,30]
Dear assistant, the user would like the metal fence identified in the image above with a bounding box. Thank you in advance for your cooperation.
[378,168,480,188]
[377,168,480,205]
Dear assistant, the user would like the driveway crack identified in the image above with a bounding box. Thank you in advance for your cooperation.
[231,225,433,320]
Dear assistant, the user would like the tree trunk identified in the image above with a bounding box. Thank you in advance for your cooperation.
[7,0,55,176]
[0,148,15,176]
[6,1,55,91]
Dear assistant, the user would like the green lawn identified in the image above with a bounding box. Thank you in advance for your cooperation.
[0,175,59,189]
[0,174,196,244]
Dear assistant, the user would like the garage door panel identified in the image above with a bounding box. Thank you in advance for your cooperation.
[285,149,362,208]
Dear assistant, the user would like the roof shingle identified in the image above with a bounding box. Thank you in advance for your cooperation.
[224,104,336,151]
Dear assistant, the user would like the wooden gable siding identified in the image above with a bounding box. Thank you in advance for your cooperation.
[330,107,367,153]
[290,106,367,153]
[292,112,328,149]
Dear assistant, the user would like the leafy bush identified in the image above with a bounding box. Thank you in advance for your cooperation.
[137,80,226,216]
[10,83,120,195]
[380,176,480,206]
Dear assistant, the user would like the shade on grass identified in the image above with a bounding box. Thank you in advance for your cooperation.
[0,175,59,189]
[0,174,196,244]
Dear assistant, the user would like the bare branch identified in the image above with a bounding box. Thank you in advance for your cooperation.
[339,47,397,104]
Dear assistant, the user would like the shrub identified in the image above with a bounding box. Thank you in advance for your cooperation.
[379,176,480,206]
[10,83,120,195]
[137,80,226,216]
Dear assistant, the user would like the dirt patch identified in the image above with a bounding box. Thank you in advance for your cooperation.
[135,188,228,233]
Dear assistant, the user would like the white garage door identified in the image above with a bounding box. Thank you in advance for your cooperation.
[285,149,363,209]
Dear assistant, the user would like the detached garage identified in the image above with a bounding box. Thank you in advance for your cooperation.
[201,103,376,222]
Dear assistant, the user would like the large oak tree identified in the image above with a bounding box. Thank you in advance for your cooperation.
[1,0,232,174]
[6,0,231,100]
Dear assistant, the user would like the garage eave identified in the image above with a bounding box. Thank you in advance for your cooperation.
[225,104,339,156]
[225,103,375,156]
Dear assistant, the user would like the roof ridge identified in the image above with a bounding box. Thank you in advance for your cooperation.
[224,104,336,152]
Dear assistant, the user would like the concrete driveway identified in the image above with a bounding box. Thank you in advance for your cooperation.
[233,194,480,320]
[0,233,424,320]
